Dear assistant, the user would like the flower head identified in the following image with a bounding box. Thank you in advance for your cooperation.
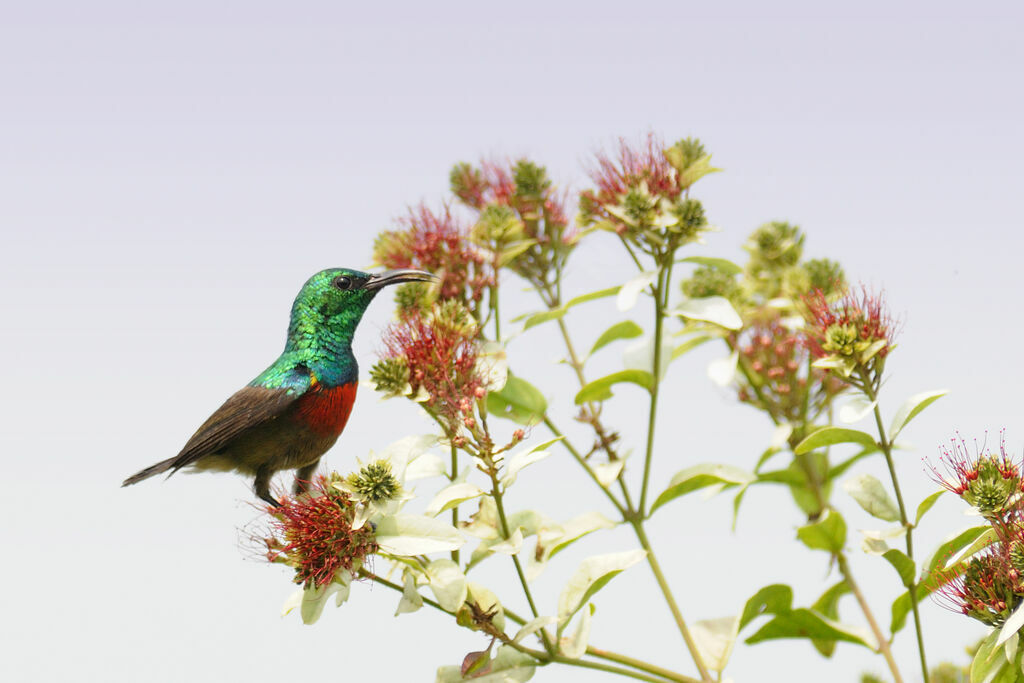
[375,300,485,430]
[735,318,845,427]
[373,204,493,305]
[935,548,1024,627]
[579,134,714,259]
[264,475,377,588]
[930,433,1022,520]
[334,453,413,530]
[802,285,898,378]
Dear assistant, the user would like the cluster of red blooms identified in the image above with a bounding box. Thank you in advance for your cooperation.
[451,159,571,237]
[802,286,898,362]
[264,476,377,588]
[381,306,485,433]
[374,204,493,303]
[931,435,1024,627]
[580,133,682,226]
[735,319,845,425]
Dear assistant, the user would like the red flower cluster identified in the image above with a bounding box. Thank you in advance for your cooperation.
[929,434,1023,518]
[935,548,1024,626]
[736,319,845,424]
[265,476,377,588]
[374,204,493,302]
[803,286,898,361]
[381,304,484,431]
[931,433,1024,627]
[583,133,682,209]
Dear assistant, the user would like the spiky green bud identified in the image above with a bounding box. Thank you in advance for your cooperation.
[369,357,411,397]
[746,221,805,269]
[512,160,550,199]
[345,460,400,504]
[473,205,525,246]
[682,265,740,300]
[803,258,846,296]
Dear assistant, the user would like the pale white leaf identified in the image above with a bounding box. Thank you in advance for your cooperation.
[839,396,876,424]
[616,271,657,311]
[593,460,625,487]
[843,474,900,522]
[673,296,743,330]
[557,549,647,627]
[425,482,486,517]
[375,514,465,555]
[477,341,509,391]
[513,616,557,644]
[559,603,593,659]
[491,527,524,555]
[405,452,447,481]
[501,437,562,487]
[770,423,794,449]
[692,616,739,673]
[622,331,672,379]
[395,571,423,615]
[436,645,536,683]
[998,601,1024,647]
[708,351,738,386]
[426,559,468,612]
[889,389,949,441]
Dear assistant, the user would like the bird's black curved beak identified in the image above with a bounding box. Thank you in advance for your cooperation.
[364,269,438,291]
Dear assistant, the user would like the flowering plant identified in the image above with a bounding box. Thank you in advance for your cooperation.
[255,135,1001,682]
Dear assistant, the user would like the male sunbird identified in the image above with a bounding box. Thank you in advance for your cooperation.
[122,267,436,506]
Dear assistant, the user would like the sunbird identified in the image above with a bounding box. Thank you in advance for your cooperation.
[122,267,436,506]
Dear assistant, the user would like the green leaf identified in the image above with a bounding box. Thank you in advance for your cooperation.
[745,609,876,650]
[501,436,562,488]
[914,490,945,527]
[670,334,713,361]
[889,389,948,442]
[497,240,537,267]
[809,582,850,657]
[890,526,992,633]
[650,463,756,514]
[487,375,547,425]
[882,549,916,588]
[677,155,722,189]
[971,631,1003,683]
[827,448,876,480]
[437,645,537,683]
[566,287,619,309]
[797,509,847,553]
[794,427,877,455]
[679,255,742,276]
[574,369,653,404]
[673,296,743,330]
[739,584,793,631]
[512,616,557,644]
[842,474,900,522]
[557,550,646,633]
[927,525,992,572]
[375,514,465,556]
[522,308,566,330]
[589,320,644,357]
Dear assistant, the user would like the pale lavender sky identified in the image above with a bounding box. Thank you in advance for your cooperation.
[2,2,1022,681]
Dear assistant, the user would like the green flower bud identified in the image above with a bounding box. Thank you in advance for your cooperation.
[369,357,411,397]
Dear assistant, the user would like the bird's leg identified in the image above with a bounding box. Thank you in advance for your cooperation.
[254,465,280,507]
[293,459,320,495]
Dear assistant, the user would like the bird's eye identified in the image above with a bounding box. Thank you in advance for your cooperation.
[332,276,353,290]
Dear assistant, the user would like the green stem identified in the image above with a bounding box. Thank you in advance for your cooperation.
[730,340,905,683]
[631,520,713,682]
[858,369,929,683]
[487,468,554,655]
[364,572,694,682]
[450,441,460,564]
[836,552,905,683]
[639,261,671,515]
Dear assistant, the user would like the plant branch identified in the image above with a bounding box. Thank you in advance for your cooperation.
[639,260,672,515]
[858,368,929,683]
[543,416,627,517]
[835,552,905,683]
[631,520,713,682]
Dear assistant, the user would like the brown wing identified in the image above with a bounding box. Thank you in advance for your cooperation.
[122,384,303,487]
[170,385,301,469]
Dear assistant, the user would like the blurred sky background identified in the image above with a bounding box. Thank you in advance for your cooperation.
[2,1,1022,681]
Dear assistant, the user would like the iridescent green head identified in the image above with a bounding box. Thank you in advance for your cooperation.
[286,267,435,352]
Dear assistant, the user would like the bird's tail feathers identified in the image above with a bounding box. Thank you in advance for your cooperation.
[122,457,179,487]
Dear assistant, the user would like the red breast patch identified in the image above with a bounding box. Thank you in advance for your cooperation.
[292,382,358,437]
